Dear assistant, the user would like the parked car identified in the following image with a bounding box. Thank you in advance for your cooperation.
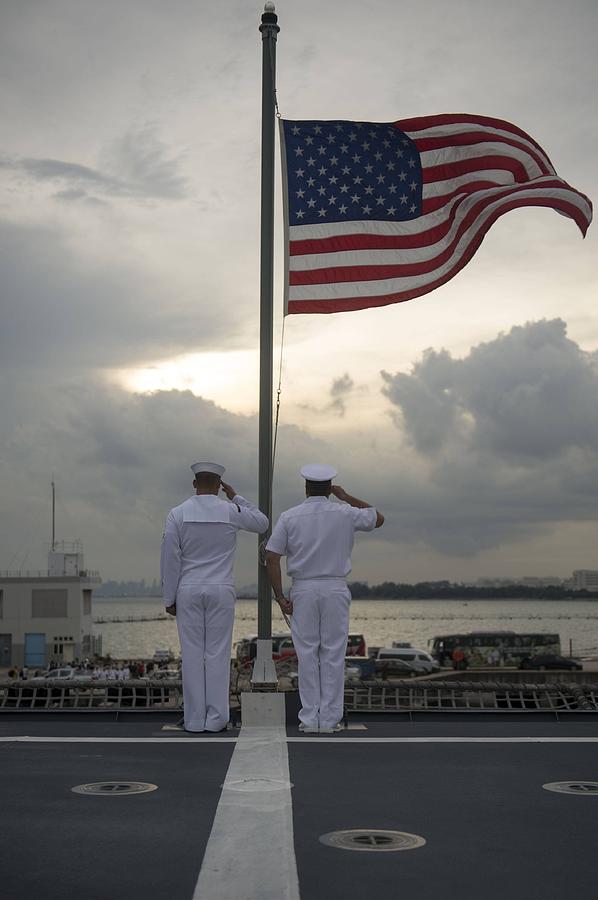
[518,654,583,671]
[377,647,440,674]
[150,667,181,680]
[345,661,363,684]
[344,656,376,680]
[374,658,418,679]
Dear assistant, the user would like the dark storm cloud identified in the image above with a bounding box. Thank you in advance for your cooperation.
[382,320,598,460]
[329,373,354,417]
[0,378,325,579]
[0,219,234,370]
[380,320,598,555]
[1,323,597,581]
[5,126,188,202]
[300,373,356,418]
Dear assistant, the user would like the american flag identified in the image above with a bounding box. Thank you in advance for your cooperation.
[280,114,592,315]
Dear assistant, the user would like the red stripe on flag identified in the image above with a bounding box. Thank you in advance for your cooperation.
[414,131,552,176]
[422,154,532,184]
[394,114,556,166]
[421,182,506,214]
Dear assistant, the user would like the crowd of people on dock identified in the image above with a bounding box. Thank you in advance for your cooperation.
[6,658,173,681]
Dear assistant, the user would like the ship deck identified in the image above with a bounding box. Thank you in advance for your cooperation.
[2,705,598,899]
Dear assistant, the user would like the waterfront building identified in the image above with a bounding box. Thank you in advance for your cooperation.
[0,541,101,668]
[572,569,598,590]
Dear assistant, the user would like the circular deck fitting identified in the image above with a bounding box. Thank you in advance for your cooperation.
[543,781,598,796]
[224,777,293,793]
[71,781,158,796]
[319,829,426,852]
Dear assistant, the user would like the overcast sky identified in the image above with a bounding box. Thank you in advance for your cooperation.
[1,0,596,587]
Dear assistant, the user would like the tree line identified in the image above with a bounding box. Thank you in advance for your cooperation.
[347,581,598,600]
[93,578,598,600]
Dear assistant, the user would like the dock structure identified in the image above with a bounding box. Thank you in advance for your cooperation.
[0,541,102,668]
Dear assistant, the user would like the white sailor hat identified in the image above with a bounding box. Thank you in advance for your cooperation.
[300,463,337,482]
[190,461,225,477]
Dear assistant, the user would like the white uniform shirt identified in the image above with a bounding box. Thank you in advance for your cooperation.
[161,494,268,604]
[266,497,377,580]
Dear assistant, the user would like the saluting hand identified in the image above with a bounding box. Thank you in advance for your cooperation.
[330,485,349,502]
[220,481,237,501]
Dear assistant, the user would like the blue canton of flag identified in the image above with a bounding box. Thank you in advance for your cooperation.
[282,120,423,226]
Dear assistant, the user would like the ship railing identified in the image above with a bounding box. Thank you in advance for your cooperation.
[344,680,598,713]
[0,678,183,711]
[3,677,598,714]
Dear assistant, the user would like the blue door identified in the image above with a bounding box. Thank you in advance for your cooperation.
[24,633,46,667]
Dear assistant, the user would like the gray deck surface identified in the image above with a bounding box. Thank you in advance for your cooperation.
[2,713,598,900]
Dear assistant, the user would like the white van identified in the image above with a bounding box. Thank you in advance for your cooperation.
[377,647,440,674]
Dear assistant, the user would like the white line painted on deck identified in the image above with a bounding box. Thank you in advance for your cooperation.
[286,736,598,743]
[192,723,300,900]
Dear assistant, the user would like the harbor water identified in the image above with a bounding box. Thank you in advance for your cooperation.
[93,596,598,660]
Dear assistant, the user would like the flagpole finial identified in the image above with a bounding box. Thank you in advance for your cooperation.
[260,1,279,30]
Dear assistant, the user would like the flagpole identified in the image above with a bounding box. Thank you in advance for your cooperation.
[252,2,280,686]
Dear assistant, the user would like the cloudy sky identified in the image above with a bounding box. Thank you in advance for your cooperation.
[1,0,596,587]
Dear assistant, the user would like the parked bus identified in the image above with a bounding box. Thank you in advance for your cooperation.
[429,631,561,667]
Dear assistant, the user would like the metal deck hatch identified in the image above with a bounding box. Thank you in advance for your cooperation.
[71,781,158,796]
[543,781,598,795]
[319,829,426,851]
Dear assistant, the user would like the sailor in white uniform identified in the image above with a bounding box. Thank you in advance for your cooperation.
[161,462,268,732]
[266,464,384,733]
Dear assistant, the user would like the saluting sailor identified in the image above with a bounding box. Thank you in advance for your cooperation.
[266,464,384,733]
[161,462,268,733]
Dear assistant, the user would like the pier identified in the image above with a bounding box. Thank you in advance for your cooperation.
[92,613,170,624]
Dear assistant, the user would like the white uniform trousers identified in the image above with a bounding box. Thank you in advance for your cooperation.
[175,583,235,732]
[289,578,351,729]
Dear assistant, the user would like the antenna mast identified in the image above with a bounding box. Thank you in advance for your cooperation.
[51,476,56,551]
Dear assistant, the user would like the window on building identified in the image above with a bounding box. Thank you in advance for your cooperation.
[32,589,68,618]
[52,635,74,655]
[0,590,3,619]
[82,590,92,616]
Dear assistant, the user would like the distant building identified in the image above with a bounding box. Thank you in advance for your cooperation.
[0,541,101,669]
[520,576,564,587]
[475,576,564,588]
[475,577,518,588]
[572,570,598,591]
